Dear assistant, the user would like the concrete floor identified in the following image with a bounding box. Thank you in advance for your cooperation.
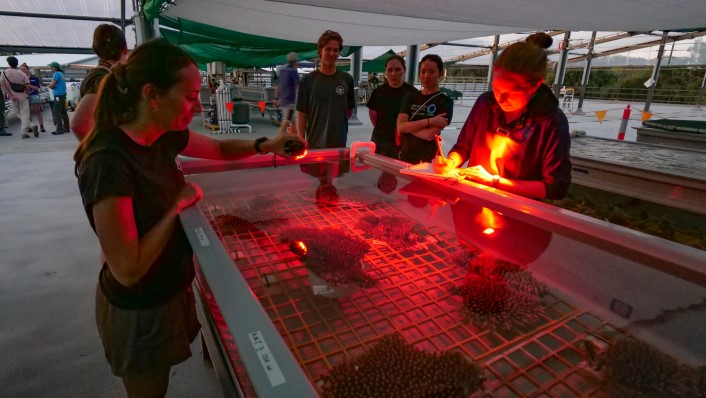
[0,97,703,397]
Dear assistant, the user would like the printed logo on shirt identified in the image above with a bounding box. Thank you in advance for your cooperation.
[427,103,437,115]
[336,85,345,96]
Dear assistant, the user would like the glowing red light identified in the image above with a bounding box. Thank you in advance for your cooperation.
[483,228,495,235]
[294,150,308,160]
[290,240,308,256]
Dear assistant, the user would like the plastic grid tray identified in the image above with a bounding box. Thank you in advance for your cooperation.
[197,189,624,397]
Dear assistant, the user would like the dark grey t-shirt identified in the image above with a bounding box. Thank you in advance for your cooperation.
[296,70,355,149]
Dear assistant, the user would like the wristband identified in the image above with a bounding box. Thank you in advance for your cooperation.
[427,118,430,128]
[254,137,269,154]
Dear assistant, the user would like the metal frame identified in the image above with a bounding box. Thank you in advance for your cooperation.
[180,147,706,396]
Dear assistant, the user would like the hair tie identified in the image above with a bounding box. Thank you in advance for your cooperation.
[112,63,128,94]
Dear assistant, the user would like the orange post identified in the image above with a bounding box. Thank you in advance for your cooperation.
[617,104,631,140]
[258,101,266,115]
[225,102,234,113]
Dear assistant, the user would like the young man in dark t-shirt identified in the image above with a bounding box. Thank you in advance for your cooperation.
[296,30,355,149]
[72,24,127,141]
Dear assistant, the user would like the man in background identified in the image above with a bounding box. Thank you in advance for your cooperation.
[274,52,300,135]
[296,30,355,149]
[71,24,128,140]
[48,62,70,135]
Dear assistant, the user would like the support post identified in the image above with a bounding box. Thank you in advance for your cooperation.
[574,31,596,115]
[405,45,419,86]
[133,1,155,45]
[486,35,500,91]
[349,48,363,126]
[694,69,706,110]
[644,31,669,112]
[553,32,571,98]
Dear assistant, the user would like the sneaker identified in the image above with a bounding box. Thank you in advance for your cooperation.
[40,126,46,132]
[51,130,64,135]
[22,133,30,139]
[0,131,11,136]
[33,126,39,137]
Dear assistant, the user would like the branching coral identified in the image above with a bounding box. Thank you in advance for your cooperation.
[450,254,545,330]
[280,227,375,288]
[356,215,421,248]
[321,334,484,398]
[595,338,695,397]
[235,195,289,226]
[451,248,480,269]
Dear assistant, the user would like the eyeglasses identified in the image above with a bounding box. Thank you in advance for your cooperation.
[495,125,531,143]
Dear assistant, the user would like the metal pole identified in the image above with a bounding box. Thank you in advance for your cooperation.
[349,48,363,126]
[574,31,596,115]
[695,69,706,110]
[486,35,500,91]
[553,32,571,98]
[644,31,669,112]
[133,0,155,45]
[405,45,419,86]
[0,10,131,24]
[121,0,126,32]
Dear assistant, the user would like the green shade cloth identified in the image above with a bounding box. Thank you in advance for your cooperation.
[156,15,358,69]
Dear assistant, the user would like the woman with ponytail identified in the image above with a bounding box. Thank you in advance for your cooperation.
[74,39,305,397]
[433,32,571,200]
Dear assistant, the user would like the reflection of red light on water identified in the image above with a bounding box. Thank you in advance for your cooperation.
[476,207,502,235]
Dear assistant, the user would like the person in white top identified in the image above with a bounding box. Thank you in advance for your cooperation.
[0,56,35,138]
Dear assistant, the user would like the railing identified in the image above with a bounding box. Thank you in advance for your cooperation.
[582,86,705,105]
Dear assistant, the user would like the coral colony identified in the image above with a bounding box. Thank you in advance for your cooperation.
[451,253,546,330]
[236,196,289,226]
[279,227,376,288]
[356,215,420,248]
[321,334,484,398]
[593,338,700,397]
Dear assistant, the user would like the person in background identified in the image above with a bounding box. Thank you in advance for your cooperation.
[48,61,70,135]
[0,85,7,136]
[72,24,128,141]
[433,32,571,200]
[74,39,305,397]
[274,52,300,135]
[20,63,45,133]
[369,72,380,90]
[296,30,355,149]
[367,55,418,159]
[1,56,34,138]
[396,54,453,164]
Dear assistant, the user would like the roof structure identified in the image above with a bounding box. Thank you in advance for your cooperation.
[151,0,706,46]
[1,1,705,69]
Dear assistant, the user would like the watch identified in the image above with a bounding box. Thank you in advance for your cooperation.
[491,174,500,188]
[254,137,269,154]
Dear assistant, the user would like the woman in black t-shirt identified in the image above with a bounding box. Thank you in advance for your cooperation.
[366,55,418,158]
[396,54,453,164]
[73,39,305,397]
